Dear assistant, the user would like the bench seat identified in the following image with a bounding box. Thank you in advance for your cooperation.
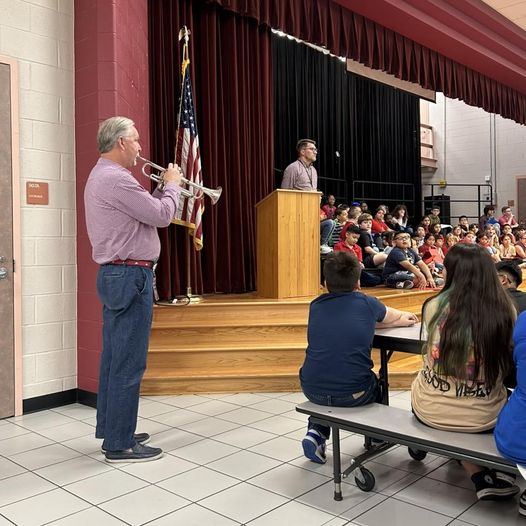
[296,401,517,500]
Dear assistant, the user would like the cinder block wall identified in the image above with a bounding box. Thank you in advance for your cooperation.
[0,0,76,398]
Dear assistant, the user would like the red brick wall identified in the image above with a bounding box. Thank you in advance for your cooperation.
[75,0,150,393]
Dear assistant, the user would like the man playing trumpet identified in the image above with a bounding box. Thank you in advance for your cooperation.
[84,116,182,462]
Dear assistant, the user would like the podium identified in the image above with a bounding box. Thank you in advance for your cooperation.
[255,189,321,299]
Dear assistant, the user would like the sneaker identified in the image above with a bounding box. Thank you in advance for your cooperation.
[395,280,414,289]
[434,277,445,287]
[520,489,526,517]
[104,442,163,463]
[494,470,517,485]
[101,432,150,453]
[302,430,327,464]
[471,468,520,501]
[320,244,333,255]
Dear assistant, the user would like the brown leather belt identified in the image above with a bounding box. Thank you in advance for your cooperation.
[107,259,154,269]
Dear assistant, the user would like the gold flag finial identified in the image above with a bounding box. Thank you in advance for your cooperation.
[178,26,191,42]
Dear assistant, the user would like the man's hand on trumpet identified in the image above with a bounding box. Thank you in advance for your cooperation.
[162,163,183,186]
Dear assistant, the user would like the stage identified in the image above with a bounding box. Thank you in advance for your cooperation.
[142,287,437,395]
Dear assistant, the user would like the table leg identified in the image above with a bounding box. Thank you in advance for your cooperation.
[332,426,343,501]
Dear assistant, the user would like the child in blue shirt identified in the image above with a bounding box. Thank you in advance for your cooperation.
[300,251,418,463]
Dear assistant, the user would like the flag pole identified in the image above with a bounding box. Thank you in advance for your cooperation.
[174,26,202,304]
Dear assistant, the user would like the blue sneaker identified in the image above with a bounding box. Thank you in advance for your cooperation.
[302,430,327,464]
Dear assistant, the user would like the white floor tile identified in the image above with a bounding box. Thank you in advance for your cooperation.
[207,450,281,480]
[220,393,271,406]
[135,417,172,435]
[60,434,101,455]
[458,498,524,526]
[248,399,296,415]
[199,482,288,524]
[10,443,81,470]
[64,469,148,504]
[248,415,305,435]
[170,437,240,464]
[213,426,277,448]
[295,481,376,518]
[52,403,97,420]
[394,476,477,516]
[149,408,208,427]
[0,457,27,480]
[247,500,338,525]
[0,472,55,507]
[0,392,504,526]
[183,416,240,437]
[276,392,308,403]
[218,407,275,425]
[158,466,240,501]
[43,506,129,525]
[99,485,190,526]
[146,503,238,525]
[137,400,179,418]
[352,497,452,526]
[35,455,113,485]
[248,435,304,462]
[156,394,211,408]
[0,433,53,456]
[148,428,204,452]
[187,399,242,416]
[120,453,197,483]
[0,488,89,526]
[0,423,31,440]
[425,459,475,490]
[249,463,330,498]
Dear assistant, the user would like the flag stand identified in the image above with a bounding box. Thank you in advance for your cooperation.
[178,233,202,304]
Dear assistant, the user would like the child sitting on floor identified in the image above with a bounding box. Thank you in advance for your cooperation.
[299,251,418,464]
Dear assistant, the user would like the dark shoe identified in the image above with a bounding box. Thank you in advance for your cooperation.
[471,469,520,501]
[101,432,150,453]
[105,442,163,463]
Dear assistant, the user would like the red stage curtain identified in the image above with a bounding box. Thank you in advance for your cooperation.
[207,0,526,125]
[149,1,273,296]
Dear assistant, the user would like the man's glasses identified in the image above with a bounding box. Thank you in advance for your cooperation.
[304,147,317,152]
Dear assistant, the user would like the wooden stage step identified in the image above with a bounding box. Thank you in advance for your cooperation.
[142,288,435,396]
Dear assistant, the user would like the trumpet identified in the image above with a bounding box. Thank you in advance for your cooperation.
[137,156,222,205]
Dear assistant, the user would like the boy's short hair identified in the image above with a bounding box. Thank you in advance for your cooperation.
[496,261,522,287]
[344,224,361,236]
[431,205,440,212]
[323,252,361,293]
[394,231,410,239]
[357,213,373,224]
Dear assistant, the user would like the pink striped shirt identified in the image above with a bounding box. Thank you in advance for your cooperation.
[84,158,181,264]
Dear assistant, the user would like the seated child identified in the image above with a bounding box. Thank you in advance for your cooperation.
[418,233,444,272]
[383,231,441,289]
[300,251,418,463]
[334,224,381,287]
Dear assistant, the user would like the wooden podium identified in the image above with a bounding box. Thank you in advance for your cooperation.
[255,189,321,299]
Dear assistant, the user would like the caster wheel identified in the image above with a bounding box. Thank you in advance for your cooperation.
[355,467,375,491]
[408,447,427,461]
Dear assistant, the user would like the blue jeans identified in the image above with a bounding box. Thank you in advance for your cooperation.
[385,270,414,287]
[95,264,154,451]
[303,374,381,439]
[320,219,335,245]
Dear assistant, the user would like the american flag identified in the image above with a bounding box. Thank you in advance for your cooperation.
[173,60,204,250]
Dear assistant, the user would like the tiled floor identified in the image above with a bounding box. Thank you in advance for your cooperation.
[0,390,524,525]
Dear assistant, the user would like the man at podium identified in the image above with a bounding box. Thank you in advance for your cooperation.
[281,139,333,254]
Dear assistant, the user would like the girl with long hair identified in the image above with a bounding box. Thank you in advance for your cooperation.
[412,243,519,501]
